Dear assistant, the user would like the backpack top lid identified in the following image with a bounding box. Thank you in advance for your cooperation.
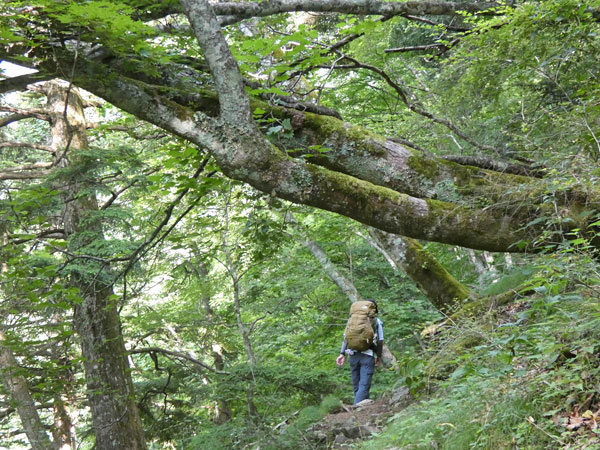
[349,300,377,317]
[365,298,378,313]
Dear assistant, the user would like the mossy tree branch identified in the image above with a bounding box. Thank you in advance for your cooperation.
[369,229,472,313]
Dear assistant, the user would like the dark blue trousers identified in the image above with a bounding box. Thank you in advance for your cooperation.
[349,352,375,405]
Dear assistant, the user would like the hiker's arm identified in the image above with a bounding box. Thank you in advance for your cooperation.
[340,339,348,355]
[336,339,348,366]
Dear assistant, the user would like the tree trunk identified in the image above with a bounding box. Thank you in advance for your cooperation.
[369,229,471,314]
[49,340,77,450]
[289,217,397,366]
[193,261,233,425]
[466,249,497,277]
[210,344,232,425]
[219,198,259,418]
[0,330,53,450]
[44,81,146,450]
[52,392,75,450]
[0,230,54,450]
[301,236,361,303]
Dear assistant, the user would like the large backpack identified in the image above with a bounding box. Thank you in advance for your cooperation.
[344,300,377,352]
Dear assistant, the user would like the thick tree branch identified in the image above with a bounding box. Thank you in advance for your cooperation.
[0,170,52,180]
[60,66,590,253]
[9,229,66,245]
[214,0,501,25]
[0,142,54,153]
[85,46,533,205]
[0,73,52,95]
[12,40,593,252]
[442,155,545,178]
[180,0,252,124]
[132,0,501,24]
[252,89,342,119]
[0,107,50,123]
[0,114,32,128]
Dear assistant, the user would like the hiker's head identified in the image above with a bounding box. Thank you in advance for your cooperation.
[366,299,378,313]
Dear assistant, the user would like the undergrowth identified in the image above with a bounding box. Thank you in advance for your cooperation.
[185,394,342,449]
[361,254,600,450]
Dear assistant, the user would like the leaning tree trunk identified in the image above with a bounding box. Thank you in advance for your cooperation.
[301,236,362,304]
[0,230,53,450]
[44,81,146,449]
[0,330,53,450]
[288,217,396,365]
[192,260,233,425]
[369,229,471,314]
[220,196,259,419]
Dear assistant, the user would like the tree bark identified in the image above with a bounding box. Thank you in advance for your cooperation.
[301,236,362,303]
[369,229,471,313]
[0,331,53,450]
[193,261,233,425]
[0,229,54,450]
[52,66,592,253]
[44,81,146,450]
[136,0,501,24]
[466,249,497,277]
[3,2,598,253]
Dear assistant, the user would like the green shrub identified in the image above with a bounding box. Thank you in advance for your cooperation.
[320,394,342,414]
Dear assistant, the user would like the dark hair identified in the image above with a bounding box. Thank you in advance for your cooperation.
[366,298,378,313]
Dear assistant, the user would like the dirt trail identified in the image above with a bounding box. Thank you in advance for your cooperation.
[308,387,413,448]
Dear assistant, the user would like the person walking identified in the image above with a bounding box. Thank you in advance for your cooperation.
[336,299,383,405]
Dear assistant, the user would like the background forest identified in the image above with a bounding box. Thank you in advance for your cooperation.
[1,0,600,449]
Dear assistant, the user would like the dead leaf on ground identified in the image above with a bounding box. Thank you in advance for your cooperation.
[560,408,600,432]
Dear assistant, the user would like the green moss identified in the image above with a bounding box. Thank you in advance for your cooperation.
[300,112,387,157]
[406,154,442,180]
[404,238,471,313]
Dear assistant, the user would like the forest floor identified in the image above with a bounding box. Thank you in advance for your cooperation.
[309,386,413,448]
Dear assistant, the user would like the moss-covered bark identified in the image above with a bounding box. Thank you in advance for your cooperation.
[7,45,588,253]
[370,230,471,313]
[5,0,600,256]
[70,70,573,252]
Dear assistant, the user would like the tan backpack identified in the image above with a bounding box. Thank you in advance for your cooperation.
[344,300,377,351]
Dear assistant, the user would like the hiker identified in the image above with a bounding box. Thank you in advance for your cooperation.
[336,299,383,405]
